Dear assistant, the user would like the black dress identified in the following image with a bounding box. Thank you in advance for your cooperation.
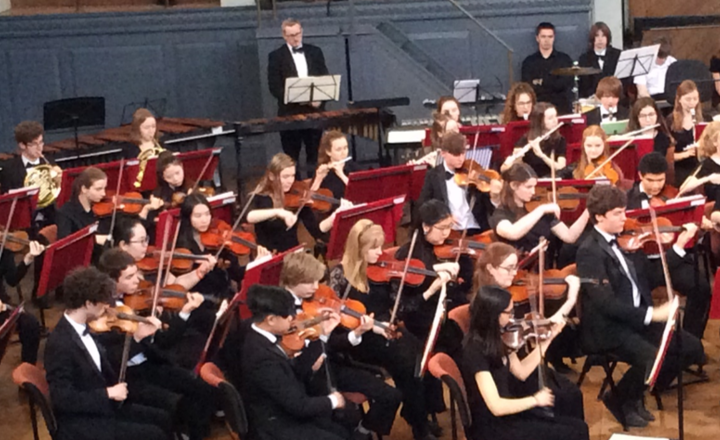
[711,56,720,108]
[250,194,325,252]
[653,130,672,157]
[696,157,720,208]
[319,161,361,201]
[667,114,699,187]
[460,338,589,440]
[515,135,566,178]
[490,205,559,254]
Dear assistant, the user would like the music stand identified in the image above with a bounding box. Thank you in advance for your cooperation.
[57,160,130,208]
[453,79,481,104]
[344,164,416,204]
[614,44,660,80]
[43,97,105,149]
[0,188,39,231]
[284,75,341,105]
[126,148,221,193]
[326,196,405,260]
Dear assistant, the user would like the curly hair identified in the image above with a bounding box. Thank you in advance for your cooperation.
[63,267,116,310]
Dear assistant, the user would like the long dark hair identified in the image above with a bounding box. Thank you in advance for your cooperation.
[178,193,212,247]
[527,102,560,141]
[465,285,512,361]
[499,162,537,215]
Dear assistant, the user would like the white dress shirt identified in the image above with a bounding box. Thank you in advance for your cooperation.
[595,49,606,70]
[288,44,308,78]
[600,105,618,122]
[22,156,40,174]
[634,56,677,96]
[64,314,102,371]
[444,162,481,230]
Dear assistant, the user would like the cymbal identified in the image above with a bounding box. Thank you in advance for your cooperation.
[551,66,602,76]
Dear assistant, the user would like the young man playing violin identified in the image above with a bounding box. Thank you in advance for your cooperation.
[279,251,402,440]
[625,152,712,339]
[44,267,172,440]
[576,185,706,428]
[416,132,496,234]
[97,248,216,440]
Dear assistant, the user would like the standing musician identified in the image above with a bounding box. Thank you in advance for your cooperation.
[586,76,629,125]
[240,284,350,440]
[578,22,622,99]
[311,130,360,202]
[97,249,215,440]
[416,132,494,234]
[627,97,676,174]
[563,125,624,185]
[576,185,705,427]
[491,163,589,255]
[502,102,566,177]
[328,219,443,440]
[268,18,330,178]
[667,80,703,187]
[500,82,536,123]
[44,267,172,440]
[460,285,589,440]
[437,96,461,122]
[521,22,574,115]
[279,252,402,440]
[56,167,111,246]
[246,152,346,253]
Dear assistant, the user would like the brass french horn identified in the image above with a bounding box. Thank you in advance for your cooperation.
[134,140,165,189]
[24,160,63,209]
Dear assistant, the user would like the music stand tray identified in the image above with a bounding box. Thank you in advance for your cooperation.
[284,75,341,105]
[43,97,106,149]
[615,44,660,80]
[0,187,39,231]
[453,79,480,104]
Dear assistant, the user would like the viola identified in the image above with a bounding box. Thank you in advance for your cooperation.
[170,182,216,208]
[302,284,392,333]
[649,185,679,208]
[434,231,493,260]
[525,186,587,212]
[136,246,212,273]
[583,156,619,184]
[0,230,30,253]
[366,253,438,286]
[284,181,340,212]
[88,304,156,334]
[453,159,501,193]
[93,191,152,217]
[501,317,555,352]
[122,280,188,312]
[509,264,600,304]
[618,217,685,252]
[200,219,258,256]
[279,312,329,357]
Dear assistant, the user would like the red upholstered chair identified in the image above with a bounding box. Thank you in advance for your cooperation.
[12,363,57,440]
[448,304,470,335]
[427,353,471,440]
[199,362,248,440]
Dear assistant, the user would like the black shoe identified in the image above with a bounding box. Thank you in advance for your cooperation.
[351,429,372,440]
[635,399,655,422]
[621,405,649,428]
[551,360,572,374]
[601,391,626,426]
[428,419,444,437]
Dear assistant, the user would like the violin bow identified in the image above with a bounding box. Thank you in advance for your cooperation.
[189,152,215,195]
[193,298,230,376]
[585,124,659,179]
[162,220,182,287]
[676,161,704,198]
[508,122,565,163]
[550,151,557,206]
[321,340,336,392]
[107,159,125,247]
[389,229,419,325]
[118,332,132,383]
[529,237,552,414]
[151,216,172,319]
[0,196,19,264]
[648,207,675,302]
[417,281,447,378]
[214,192,256,260]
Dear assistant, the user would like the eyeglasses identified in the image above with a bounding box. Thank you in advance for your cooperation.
[638,112,656,120]
[516,100,533,107]
[497,265,519,273]
[501,308,515,316]
[432,223,454,232]
[129,237,149,245]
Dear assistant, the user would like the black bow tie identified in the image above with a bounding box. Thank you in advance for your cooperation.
[608,237,618,247]
[292,46,304,54]
[445,171,454,181]
[640,192,650,200]
[596,54,605,60]
[83,325,90,336]
[25,162,37,169]
[602,111,615,120]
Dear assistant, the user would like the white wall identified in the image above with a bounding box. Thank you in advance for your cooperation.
[593,0,624,48]
[0,0,11,14]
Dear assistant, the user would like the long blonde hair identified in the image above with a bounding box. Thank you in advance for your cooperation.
[341,219,385,293]
[252,152,295,208]
[699,121,720,159]
[573,125,620,179]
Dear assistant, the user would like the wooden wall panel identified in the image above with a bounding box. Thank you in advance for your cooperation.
[630,0,720,18]
[642,26,720,65]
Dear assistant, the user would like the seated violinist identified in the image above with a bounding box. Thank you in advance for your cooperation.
[626,152,675,210]
[279,252,402,439]
[562,125,623,186]
[153,150,193,207]
[500,82,536,123]
[576,185,705,427]
[44,267,172,440]
[97,249,215,440]
[56,167,111,245]
[459,285,589,440]
[491,163,589,255]
[311,130,360,203]
[416,132,495,234]
[246,152,349,253]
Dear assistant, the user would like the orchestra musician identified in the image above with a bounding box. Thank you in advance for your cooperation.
[416,132,494,234]
[576,185,705,427]
[627,97,676,177]
[267,18,330,178]
[428,112,460,152]
[521,22,574,115]
[680,120,720,202]
[502,102,566,177]
[500,82,536,123]
[311,130,360,202]
[239,284,350,440]
[56,167,111,246]
[585,76,629,125]
[562,125,624,185]
[578,22,622,99]
[279,252,402,439]
[328,219,446,440]
[153,150,193,206]
[634,36,676,100]
[436,96,461,122]
[96,249,215,440]
[459,285,589,440]
[44,267,173,440]
[491,163,589,255]
[667,80,704,187]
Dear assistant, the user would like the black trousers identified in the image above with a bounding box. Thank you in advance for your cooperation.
[125,361,216,440]
[608,324,705,404]
[0,310,40,364]
[280,128,322,178]
[56,402,172,440]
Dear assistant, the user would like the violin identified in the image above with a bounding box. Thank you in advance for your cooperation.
[302,284,392,333]
[618,217,685,252]
[0,230,30,253]
[279,312,330,357]
[433,230,493,260]
[88,304,156,334]
[509,264,600,304]
[525,186,587,212]
[649,185,679,208]
[200,219,258,256]
[284,181,340,212]
[453,159,502,193]
[366,253,437,286]
[136,246,212,273]
[583,156,619,184]
[170,182,216,208]
[122,280,188,312]
[501,318,555,351]
[93,192,153,217]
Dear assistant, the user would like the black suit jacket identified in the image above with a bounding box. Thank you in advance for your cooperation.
[578,46,622,98]
[267,44,330,116]
[585,104,630,127]
[0,155,57,231]
[576,228,684,353]
[416,165,491,232]
[44,316,117,419]
[625,183,649,211]
[240,327,334,436]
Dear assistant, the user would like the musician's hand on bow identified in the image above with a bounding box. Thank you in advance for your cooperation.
[278,209,298,230]
[651,301,672,322]
[107,383,128,401]
[702,216,714,231]
[684,144,698,158]
[533,387,554,407]
[0,300,6,313]
[676,223,698,248]
[134,316,162,342]
[433,262,459,279]
[336,198,354,213]
[320,309,341,336]
[197,256,217,278]
[23,241,45,264]
[542,203,562,219]
[311,353,326,372]
[181,292,204,315]
[256,245,271,259]
[374,320,394,338]
[353,313,375,337]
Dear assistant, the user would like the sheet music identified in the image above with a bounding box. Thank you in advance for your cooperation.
[646,296,679,388]
[609,434,669,440]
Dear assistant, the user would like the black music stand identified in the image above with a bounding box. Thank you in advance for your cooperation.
[43,97,105,149]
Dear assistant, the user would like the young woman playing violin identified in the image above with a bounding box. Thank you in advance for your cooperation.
[328,219,442,440]
[247,152,347,252]
[311,130,360,202]
[491,163,589,255]
[563,125,623,185]
[500,82,536,123]
[501,102,566,177]
[56,167,113,248]
[459,285,589,440]
[153,150,192,206]
[96,249,215,440]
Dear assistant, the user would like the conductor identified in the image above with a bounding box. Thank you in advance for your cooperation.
[268,18,329,178]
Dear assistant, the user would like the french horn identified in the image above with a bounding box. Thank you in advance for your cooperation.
[134,140,165,189]
[24,163,63,209]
